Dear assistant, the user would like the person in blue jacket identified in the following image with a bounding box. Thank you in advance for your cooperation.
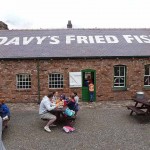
[0,99,10,128]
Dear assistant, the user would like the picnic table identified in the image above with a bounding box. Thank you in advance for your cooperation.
[50,106,76,126]
[50,106,67,121]
[50,106,67,113]
[127,98,150,115]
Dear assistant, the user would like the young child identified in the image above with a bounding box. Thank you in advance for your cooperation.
[52,91,59,103]
[89,81,94,102]
[0,99,10,127]
[73,92,79,115]
[60,94,68,106]
[67,95,76,111]
[73,92,79,104]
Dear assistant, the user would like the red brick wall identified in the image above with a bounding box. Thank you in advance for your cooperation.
[0,58,150,102]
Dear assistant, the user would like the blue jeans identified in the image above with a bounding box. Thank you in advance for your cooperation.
[89,92,94,102]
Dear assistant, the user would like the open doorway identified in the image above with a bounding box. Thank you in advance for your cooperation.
[81,69,96,102]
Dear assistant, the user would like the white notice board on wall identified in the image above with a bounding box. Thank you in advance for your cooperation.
[69,72,82,87]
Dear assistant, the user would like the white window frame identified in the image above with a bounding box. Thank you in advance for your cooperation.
[144,65,150,86]
[16,74,31,89]
[114,65,126,87]
[48,73,64,89]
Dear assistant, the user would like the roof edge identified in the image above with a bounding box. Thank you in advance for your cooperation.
[3,28,150,31]
[0,56,150,61]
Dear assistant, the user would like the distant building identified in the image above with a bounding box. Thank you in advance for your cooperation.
[0,21,8,30]
[0,28,150,102]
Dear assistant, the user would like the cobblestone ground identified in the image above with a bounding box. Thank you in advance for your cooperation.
[2,100,150,150]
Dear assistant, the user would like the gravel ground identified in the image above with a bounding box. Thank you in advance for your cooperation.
[2,100,150,150]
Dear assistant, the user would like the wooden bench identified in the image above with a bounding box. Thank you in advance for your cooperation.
[66,115,76,120]
[127,106,146,115]
[63,115,76,127]
[41,114,76,123]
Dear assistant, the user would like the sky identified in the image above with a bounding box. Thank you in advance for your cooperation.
[0,0,150,29]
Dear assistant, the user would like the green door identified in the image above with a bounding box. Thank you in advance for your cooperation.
[81,69,96,102]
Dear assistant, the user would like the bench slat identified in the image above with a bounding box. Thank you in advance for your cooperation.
[66,116,76,120]
[127,106,145,115]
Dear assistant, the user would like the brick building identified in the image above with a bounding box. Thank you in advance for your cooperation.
[0,21,9,30]
[0,28,150,102]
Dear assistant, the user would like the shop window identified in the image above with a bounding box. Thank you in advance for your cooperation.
[49,73,63,89]
[144,65,150,87]
[16,74,31,89]
[113,65,126,88]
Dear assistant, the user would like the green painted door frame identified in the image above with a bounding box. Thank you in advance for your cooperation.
[81,69,96,102]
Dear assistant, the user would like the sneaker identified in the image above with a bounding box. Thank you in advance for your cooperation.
[3,116,9,121]
[44,126,51,132]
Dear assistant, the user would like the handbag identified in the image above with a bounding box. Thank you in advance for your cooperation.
[64,108,75,117]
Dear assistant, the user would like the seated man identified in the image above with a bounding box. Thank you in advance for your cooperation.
[39,93,59,133]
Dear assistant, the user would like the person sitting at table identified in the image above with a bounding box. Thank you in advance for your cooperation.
[63,95,76,127]
[73,92,79,104]
[60,93,66,100]
[52,91,59,103]
[73,92,79,115]
[53,93,64,106]
[67,95,76,111]
[39,93,59,133]
[59,94,68,106]
[0,98,10,128]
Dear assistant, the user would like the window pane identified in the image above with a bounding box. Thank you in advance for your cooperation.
[145,65,150,75]
[144,65,150,86]
[114,77,119,84]
[120,67,125,76]
[114,65,126,87]
[114,83,119,86]
[144,76,150,85]
[120,77,124,83]
[114,67,119,76]
[20,76,23,81]
[49,73,63,89]
[17,74,31,89]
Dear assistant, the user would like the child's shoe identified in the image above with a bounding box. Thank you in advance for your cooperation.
[63,126,70,133]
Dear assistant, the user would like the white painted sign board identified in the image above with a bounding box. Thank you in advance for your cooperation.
[69,72,82,87]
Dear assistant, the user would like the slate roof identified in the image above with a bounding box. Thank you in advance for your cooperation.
[0,29,150,59]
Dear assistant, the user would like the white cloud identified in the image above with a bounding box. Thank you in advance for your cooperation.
[0,0,150,29]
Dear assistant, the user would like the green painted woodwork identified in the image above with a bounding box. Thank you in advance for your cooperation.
[81,69,96,102]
